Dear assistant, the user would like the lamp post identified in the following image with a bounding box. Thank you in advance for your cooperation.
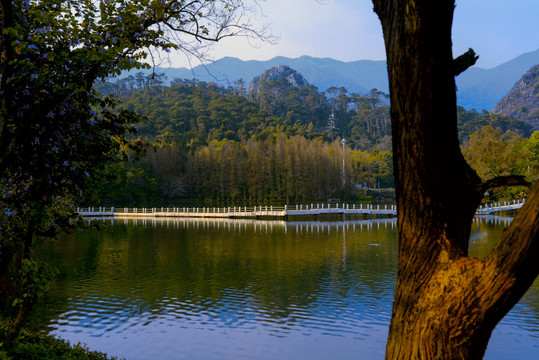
[341,138,346,187]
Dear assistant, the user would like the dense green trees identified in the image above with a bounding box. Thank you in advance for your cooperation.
[187,136,353,204]
[457,106,533,142]
[109,75,530,151]
[105,75,394,150]
[89,76,536,207]
[351,147,393,189]
[461,126,538,202]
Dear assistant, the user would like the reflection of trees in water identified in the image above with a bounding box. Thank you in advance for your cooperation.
[30,216,537,332]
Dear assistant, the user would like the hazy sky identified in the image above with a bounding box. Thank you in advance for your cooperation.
[168,0,539,69]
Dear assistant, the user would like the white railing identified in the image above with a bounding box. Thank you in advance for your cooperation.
[77,203,397,217]
[77,199,524,218]
[77,207,115,214]
[476,199,526,214]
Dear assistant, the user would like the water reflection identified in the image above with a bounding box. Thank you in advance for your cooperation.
[102,216,399,231]
[28,216,537,360]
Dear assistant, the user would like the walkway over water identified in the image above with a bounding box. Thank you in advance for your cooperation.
[476,199,526,214]
[78,199,525,219]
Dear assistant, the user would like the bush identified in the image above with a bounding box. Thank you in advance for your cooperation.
[0,320,120,360]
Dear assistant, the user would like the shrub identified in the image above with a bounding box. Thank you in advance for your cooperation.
[0,320,119,360]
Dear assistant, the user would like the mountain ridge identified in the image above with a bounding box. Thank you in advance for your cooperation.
[126,48,539,111]
[156,55,390,95]
[457,48,539,110]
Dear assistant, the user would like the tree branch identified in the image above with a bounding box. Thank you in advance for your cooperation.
[478,175,531,194]
[453,48,479,76]
[482,180,539,322]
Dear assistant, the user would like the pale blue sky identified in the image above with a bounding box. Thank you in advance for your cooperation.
[168,0,539,69]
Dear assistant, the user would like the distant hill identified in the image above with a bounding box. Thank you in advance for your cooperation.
[456,48,539,111]
[121,48,539,112]
[491,65,539,130]
[143,55,390,95]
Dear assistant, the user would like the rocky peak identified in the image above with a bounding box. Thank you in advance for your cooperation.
[247,65,308,99]
[492,64,539,130]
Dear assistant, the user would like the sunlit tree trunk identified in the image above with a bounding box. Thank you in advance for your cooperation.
[371,0,539,359]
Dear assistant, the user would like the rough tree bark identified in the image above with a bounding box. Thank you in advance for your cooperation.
[371,1,539,359]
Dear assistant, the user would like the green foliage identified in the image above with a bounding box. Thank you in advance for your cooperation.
[94,76,537,206]
[87,163,158,207]
[351,147,394,189]
[457,106,533,142]
[461,126,538,202]
[349,106,391,149]
[118,81,297,147]
[111,78,534,156]
[183,135,393,205]
[0,320,119,360]
[109,78,394,151]
[11,259,58,308]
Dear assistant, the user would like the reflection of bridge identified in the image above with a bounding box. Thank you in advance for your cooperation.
[80,215,513,233]
[101,216,399,233]
[78,199,525,219]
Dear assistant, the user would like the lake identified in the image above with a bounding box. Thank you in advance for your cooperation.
[28,216,538,360]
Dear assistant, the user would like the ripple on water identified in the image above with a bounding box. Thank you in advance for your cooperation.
[36,218,537,360]
[48,274,394,358]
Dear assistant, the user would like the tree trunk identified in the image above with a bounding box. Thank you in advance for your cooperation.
[6,220,36,341]
[371,1,539,359]
[6,296,35,341]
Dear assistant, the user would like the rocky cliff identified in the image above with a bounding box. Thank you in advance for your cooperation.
[492,64,539,130]
[246,65,308,100]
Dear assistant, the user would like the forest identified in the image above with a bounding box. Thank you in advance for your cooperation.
[90,72,538,207]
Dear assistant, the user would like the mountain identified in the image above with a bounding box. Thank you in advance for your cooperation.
[246,65,309,99]
[128,55,389,95]
[491,64,539,130]
[456,48,539,111]
[123,48,539,111]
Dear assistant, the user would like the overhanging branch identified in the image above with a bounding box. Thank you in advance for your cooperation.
[479,175,531,194]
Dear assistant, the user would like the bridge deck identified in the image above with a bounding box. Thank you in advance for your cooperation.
[78,199,525,219]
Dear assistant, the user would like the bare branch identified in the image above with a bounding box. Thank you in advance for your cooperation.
[453,48,479,76]
[144,0,275,66]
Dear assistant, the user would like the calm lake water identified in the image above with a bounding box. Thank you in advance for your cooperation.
[28,216,538,360]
